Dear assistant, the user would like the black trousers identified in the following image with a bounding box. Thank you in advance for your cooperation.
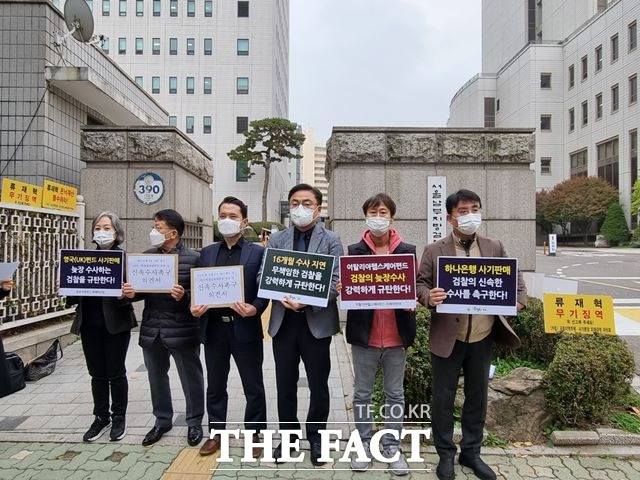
[272,313,331,444]
[0,335,11,397]
[204,320,266,431]
[80,326,131,418]
[431,334,493,459]
[142,336,205,428]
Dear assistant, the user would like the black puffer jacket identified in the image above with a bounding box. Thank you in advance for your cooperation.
[138,242,200,350]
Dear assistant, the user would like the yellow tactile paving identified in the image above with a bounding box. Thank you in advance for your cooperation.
[160,447,221,479]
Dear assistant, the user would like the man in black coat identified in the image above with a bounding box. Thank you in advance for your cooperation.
[0,278,15,397]
[191,197,268,458]
[123,209,204,447]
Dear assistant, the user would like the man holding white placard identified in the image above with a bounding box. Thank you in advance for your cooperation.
[190,197,268,458]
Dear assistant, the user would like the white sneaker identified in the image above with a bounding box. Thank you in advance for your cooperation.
[384,445,409,476]
[350,441,371,471]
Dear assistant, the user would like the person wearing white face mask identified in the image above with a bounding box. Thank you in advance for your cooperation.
[416,190,527,480]
[190,197,268,458]
[342,193,416,476]
[67,212,137,443]
[258,183,344,466]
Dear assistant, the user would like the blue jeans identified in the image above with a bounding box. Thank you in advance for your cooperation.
[352,345,406,447]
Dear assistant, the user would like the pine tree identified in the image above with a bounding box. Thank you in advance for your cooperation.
[600,201,630,245]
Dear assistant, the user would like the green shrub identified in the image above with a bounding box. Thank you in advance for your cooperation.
[494,297,559,366]
[249,221,285,234]
[600,201,630,245]
[544,335,635,427]
[609,412,640,434]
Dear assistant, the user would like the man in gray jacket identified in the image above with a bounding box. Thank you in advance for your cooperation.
[262,184,343,466]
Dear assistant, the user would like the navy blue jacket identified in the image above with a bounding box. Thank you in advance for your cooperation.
[196,237,269,343]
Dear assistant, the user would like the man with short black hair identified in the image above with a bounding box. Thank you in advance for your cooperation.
[123,209,204,447]
[191,197,268,458]
[260,183,344,466]
[417,189,527,480]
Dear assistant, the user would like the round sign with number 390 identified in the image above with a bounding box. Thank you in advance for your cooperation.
[134,172,165,205]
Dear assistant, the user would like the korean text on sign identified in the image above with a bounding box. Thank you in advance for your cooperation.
[1,178,42,208]
[191,266,244,308]
[339,254,416,310]
[42,180,77,212]
[543,293,616,335]
[59,249,124,297]
[126,254,178,293]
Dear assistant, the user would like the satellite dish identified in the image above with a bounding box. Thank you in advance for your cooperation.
[60,0,95,44]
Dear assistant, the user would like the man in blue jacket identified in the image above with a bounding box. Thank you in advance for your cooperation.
[191,197,268,458]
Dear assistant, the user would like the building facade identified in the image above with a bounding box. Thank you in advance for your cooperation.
[449,0,639,225]
[63,0,294,221]
[301,128,328,216]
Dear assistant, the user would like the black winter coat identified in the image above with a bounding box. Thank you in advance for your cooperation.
[138,242,201,350]
[344,239,417,349]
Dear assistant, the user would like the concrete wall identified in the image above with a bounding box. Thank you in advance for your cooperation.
[81,126,214,253]
[326,128,537,272]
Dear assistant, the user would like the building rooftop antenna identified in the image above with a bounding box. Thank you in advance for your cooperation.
[55,0,95,46]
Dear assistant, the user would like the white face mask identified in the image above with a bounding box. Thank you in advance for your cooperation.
[93,230,115,248]
[366,216,390,237]
[149,228,167,248]
[455,212,482,235]
[290,205,315,228]
[218,218,242,237]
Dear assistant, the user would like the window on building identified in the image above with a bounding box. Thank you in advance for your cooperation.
[203,116,212,134]
[236,160,250,182]
[568,64,575,89]
[152,38,160,55]
[186,76,195,94]
[187,0,195,16]
[169,77,177,94]
[186,116,194,134]
[237,38,249,56]
[153,0,160,15]
[569,108,575,132]
[187,38,195,55]
[237,77,249,94]
[135,37,143,55]
[540,73,551,89]
[540,157,552,175]
[204,0,212,16]
[630,75,638,104]
[631,130,638,199]
[102,37,110,54]
[152,76,160,94]
[204,38,213,55]
[102,0,110,16]
[236,116,249,133]
[484,97,495,127]
[136,0,143,16]
[630,21,637,51]
[595,45,603,72]
[170,38,178,55]
[570,149,588,178]
[238,1,249,17]
[170,0,177,16]
[169,116,177,127]
[598,137,619,188]
[203,77,212,94]
[611,34,619,62]
[135,76,143,87]
[612,84,620,112]
[582,101,588,126]
[540,114,551,131]
[581,55,588,81]
[119,0,126,16]
[118,37,126,54]
[596,93,603,119]
[496,99,500,112]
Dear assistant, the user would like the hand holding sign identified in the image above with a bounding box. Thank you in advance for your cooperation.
[428,287,447,307]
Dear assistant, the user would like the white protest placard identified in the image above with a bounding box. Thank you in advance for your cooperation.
[191,266,244,308]
[126,254,178,293]
[0,262,19,280]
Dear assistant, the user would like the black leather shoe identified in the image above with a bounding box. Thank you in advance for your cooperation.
[273,442,295,464]
[142,425,172,447]
[309,441,325,466]
[459,454,496,480]
[187,425,203,446]
[436,456,455,480]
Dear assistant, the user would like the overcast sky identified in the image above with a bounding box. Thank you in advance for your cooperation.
[290,0,482,143]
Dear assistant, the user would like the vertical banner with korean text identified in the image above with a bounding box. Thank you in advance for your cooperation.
[428,176,447,244]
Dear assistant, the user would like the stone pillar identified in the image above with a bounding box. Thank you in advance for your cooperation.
[80,126,213,253]
[326,127,536,271]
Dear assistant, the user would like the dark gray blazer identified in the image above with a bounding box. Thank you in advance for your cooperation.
[260,222,344,339]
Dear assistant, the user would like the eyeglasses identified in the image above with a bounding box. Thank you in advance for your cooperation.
[289,201,316,208]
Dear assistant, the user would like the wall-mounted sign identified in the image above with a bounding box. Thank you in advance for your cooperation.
[134,172,165,205]
[428,176,447,244]
[43,180,77,212]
